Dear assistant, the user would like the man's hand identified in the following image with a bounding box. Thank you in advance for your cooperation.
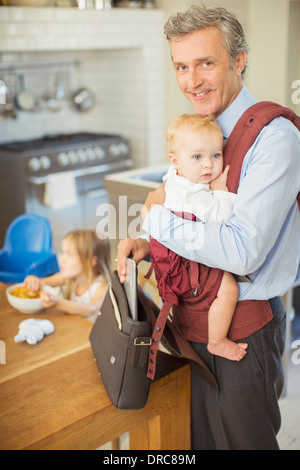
[142,181,166,220]
[117,238,150,283]
[210,164,230,191]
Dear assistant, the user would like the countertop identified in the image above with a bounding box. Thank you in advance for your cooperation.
[105,164,168,201]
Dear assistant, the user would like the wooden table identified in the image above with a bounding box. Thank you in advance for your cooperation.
[0,282,191,450]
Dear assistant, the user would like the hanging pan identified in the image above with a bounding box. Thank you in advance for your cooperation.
[14,74,35,112]
[72,87,95,112]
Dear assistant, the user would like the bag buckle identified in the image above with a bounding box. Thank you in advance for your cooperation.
[134,337,152,346]
[131,337,152,367]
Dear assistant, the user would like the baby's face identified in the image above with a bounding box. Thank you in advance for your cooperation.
[170,127,224,184]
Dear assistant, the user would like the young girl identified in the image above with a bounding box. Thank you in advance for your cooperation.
[24,230,111,323]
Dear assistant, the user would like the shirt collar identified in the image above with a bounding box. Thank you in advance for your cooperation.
[216,86,258,139]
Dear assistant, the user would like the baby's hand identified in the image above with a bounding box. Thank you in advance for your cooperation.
[24,275,43,292]
[40,291,58,308]
[210,165,230,191]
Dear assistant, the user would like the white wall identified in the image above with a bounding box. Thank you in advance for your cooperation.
[246,0,289,104]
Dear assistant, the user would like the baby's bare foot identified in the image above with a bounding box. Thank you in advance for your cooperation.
[207,338,248,361]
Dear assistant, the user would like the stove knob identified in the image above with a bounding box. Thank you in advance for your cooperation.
[94,146,105,160]
[77,149,87,163]
[57,152,69,167]
[109,143,120,157]
[86,147,96,161]
[28,157,40,172]
[118,142,129,155]
[40,155,51,170]
[68,151,78,165]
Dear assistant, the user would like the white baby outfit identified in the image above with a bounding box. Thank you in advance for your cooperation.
[164,166,237,223]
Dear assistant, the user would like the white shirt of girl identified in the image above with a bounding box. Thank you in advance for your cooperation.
[70,275,106,323]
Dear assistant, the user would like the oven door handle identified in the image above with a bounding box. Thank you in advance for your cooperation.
[27,159,133,185]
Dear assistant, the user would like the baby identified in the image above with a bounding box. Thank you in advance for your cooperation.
[163,113,248,361]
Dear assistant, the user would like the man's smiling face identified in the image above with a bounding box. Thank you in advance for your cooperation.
[171,27,246,117]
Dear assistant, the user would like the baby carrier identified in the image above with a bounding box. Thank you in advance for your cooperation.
[146,102,300,382]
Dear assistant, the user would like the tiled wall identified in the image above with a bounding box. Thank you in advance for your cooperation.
[0,7,168,168]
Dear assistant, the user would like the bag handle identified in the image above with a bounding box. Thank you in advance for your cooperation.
[108,283,122,330]
[97,256,112,283]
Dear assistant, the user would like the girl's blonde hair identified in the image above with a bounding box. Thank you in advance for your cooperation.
[63,229,111,300]
[167,114,223,154]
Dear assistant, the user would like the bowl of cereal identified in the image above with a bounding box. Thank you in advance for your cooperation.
[6,283,55,314]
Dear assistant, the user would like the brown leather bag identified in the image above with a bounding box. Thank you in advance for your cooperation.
[89,269,218,410]
[89,270,152,410]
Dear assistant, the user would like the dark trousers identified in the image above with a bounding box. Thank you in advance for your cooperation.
[191,297,286,450]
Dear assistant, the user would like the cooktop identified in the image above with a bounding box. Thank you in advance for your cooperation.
[0,133,122,152]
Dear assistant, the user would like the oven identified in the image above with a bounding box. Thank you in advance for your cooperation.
[0,133,132,251]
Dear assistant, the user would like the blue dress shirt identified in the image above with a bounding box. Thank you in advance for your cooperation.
[142,86,300,301]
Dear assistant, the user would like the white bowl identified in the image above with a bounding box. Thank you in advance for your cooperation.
[6,283,55,314]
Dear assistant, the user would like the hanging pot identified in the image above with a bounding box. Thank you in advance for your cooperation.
[42,73,64,113]
[0,75,17,120]
[14,74,35,112]
[72,87,95,112]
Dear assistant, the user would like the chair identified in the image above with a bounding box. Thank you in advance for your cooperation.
[0,214,59,284]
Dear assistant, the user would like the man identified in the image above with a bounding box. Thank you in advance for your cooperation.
[117,5,300,449]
